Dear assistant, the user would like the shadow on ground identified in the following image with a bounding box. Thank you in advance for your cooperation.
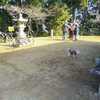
[0,37,100,100]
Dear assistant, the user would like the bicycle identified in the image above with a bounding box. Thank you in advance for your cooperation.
[9,32,34,49]
[0,31,13,43]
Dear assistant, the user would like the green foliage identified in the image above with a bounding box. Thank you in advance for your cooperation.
[79,0,88,9]
[62,0,89,22]
[79,26,100,36]
[24,0,46,7]
[79,27,90,36]
[0,9,13,31]
[62,0,89,9]
[0,0,11,5]
[45,4,71,36]
[77,0,100,36]
[0,0,99,37]
[91,28,100,35]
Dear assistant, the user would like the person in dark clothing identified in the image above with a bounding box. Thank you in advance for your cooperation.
[62,21,70,41]
[74,24,78,41]
[68,23,74,41]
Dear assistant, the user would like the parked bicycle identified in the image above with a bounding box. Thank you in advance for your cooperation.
[0,31,13,43]
[9,32,34,49]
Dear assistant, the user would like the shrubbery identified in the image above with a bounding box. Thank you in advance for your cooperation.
[79,27,100,36]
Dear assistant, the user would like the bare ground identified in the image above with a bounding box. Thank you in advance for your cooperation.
[0,36,100,100]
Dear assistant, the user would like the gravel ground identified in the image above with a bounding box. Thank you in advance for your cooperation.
[0,36,100,100]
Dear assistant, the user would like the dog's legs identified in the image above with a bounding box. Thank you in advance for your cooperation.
[68,51,70,57]
[73,54,75,58]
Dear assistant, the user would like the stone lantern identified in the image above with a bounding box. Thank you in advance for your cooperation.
[13,13,28,38]
[12,13,29,46]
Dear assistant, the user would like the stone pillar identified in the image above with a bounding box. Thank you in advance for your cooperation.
[51,29,53,38]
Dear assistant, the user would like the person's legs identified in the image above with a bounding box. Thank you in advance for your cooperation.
[74,35,77,41]
[69,33,73,41]
[62,32,66,40]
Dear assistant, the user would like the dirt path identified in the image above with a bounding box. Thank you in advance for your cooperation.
[0,36,100,100]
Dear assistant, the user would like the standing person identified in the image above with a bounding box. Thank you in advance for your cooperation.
[68,23,74,41]
[74,24,78,41]
[62,21,70,41]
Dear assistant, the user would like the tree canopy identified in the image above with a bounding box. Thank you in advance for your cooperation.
[0,0,100,36]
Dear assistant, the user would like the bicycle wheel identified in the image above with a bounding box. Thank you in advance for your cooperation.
[6,34,14,42]
[9,38,19,49]
[27,35,34,46]
[26,31,34,46]
[0,34,4,43]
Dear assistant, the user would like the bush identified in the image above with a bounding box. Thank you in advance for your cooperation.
[91,28,100,35]
[79,27,90,36]
[79,27,100,36]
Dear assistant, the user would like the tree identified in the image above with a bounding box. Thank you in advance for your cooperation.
[46,5,71,36]
[3,4,52,36]
[41,0,71,36]
[0,0,23,31]
[76,0,100,35]
[62,0,89,23]
[0,0,11,5]
[0,0,14,31]
[0,8,13,31]
[98,0,100,29]
[1,0,92,36]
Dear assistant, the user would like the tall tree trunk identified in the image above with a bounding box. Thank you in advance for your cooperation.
[99,0,100,29]
[15,0,22,6]
[26,0,32,5]
[72,8,76,23]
